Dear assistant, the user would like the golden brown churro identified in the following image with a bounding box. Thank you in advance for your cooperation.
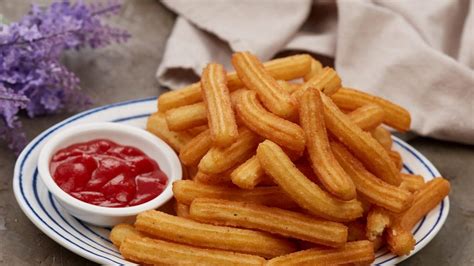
[179,129,212,166]
[303,58,323,82]
[201,63,238,146]
[135,210,295,258]
[347,104,385,131]
[331,87,411,131]
[165,102,208,131]
[399,173,426,192]
[189,198,348,247]
[230,155,267,189]
[320,93,401,186]
[120,236,266,265]
[172,180,297,209]
[266,240,375,266]
[110,224,145,248]
[174,202,191,219]
[331,141,412,213]
[232,51,298,119]
[366,206,392,241]
[198,127,260,174]
[292,67,342,99]
[256,140,363,222]
[299,89,356,200]
[235,90,305,153]
[146,112,193,152]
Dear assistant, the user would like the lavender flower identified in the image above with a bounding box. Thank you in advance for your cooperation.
[0,0,130,154]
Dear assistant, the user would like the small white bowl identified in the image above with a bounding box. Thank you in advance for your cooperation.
[37,122,182,227]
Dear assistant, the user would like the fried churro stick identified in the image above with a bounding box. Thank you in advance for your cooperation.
[110,224,145,248]
[330,142,412,213]
[370,126,393,150]
[198,127,260,174]
[190,198,348,247]
[146,112,193,152]
[172,180,297,209]
[135,210,295,258]
[179,129,212,166]
[201,63,238,146]
[292,67,342,100]
[387,178,450,256]
[256,140,363,222]
[347,104,385,131]
[303,58,323,82]
[266,240,375,266]
[299,89,356,200]
[165,102,208,131]
[175,202,191,219]
[235,90,305,153]
[232,51,297,118]
[186,125,208,136]
[158,54,311,112]
[366,207,392,241]
[230,155,266,189]
[389,150,403,171]
[331,88,411,131]
[194,169,233,185]
[320,92,401,186]
[277,80,300,94]
[399,173,425,192]
[120,236,266,266]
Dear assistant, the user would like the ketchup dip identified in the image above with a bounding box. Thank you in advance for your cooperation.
[50,139,168,207]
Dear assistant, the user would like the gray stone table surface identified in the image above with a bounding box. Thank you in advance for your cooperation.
[0,1,472,265]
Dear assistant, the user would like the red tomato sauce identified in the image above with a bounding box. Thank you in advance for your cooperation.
[50,139,168,207]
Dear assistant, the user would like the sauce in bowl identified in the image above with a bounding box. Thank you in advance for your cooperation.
[50,139,168,207]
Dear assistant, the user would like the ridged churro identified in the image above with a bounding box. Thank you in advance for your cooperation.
[400,173,425,192]
[235,90,305,153]
[135,210,295,258]
[193,169,233,185]
[256,140,363,222]
[179,129,212,166]
[366,207,392,241]
[190,198,348,247]
[232,51,297,119]
[266,240,375,266]
[292,67,342,99]
[230,155,266,189]
[303,58,323,82]
[299,89,356,200]
[110,224,145,248]
[371,126,393,150]
[331,88,411,131]
[331,141,412,213]
[165,102,208,131]
[146,112,193,152]
[175,202,191,219]
[172,180,297,209]
[120,236,266,265]
[201,63,238,146]
[386,226,416,256]
[389,150,403,171]
[198,127,260,174]
[157,54,311,112]
[320,93,401,186]
[347,104,385,131]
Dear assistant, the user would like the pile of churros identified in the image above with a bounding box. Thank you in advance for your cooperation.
[110,51,450,265]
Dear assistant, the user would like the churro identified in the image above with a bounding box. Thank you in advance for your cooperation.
[331,87,411,131]
[370,126,393,150]
[320,93,401,186]
[175,202,191,219]
[110,224,145,248]
[172,180,297,209]
[230,155,266,189]
[232,51,297,118]
[235,90,305,153]
[179,129,212,166]
[190,198,348,247]
[299,89,356,200]
[366,206,392,241]
[198,127,260,174]
[120,236,266,265]
[399,173,425,192]
[146,112,193,152]
[256,140,363,222]
[347,104,385,131]
[331,141,412,213]
[266,240,375,266]
[201,63,238,146]
[157,54,311,112]
[292,67,341,100]
[193,169,233,185]
[303,58,323,82]
[165,102,208,131]
[135,210,295,258]
[389,150,403,171]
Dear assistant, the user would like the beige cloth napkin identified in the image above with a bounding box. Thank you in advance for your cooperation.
[157,0,474,144]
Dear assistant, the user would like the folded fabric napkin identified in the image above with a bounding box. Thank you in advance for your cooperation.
[157,0,474,144]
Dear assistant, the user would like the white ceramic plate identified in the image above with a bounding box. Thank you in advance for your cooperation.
[13,97,449,265]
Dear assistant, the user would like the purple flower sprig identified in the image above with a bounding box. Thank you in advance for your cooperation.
[0,0,130,154]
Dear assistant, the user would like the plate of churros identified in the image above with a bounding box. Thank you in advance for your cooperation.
[13,52,450,265]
